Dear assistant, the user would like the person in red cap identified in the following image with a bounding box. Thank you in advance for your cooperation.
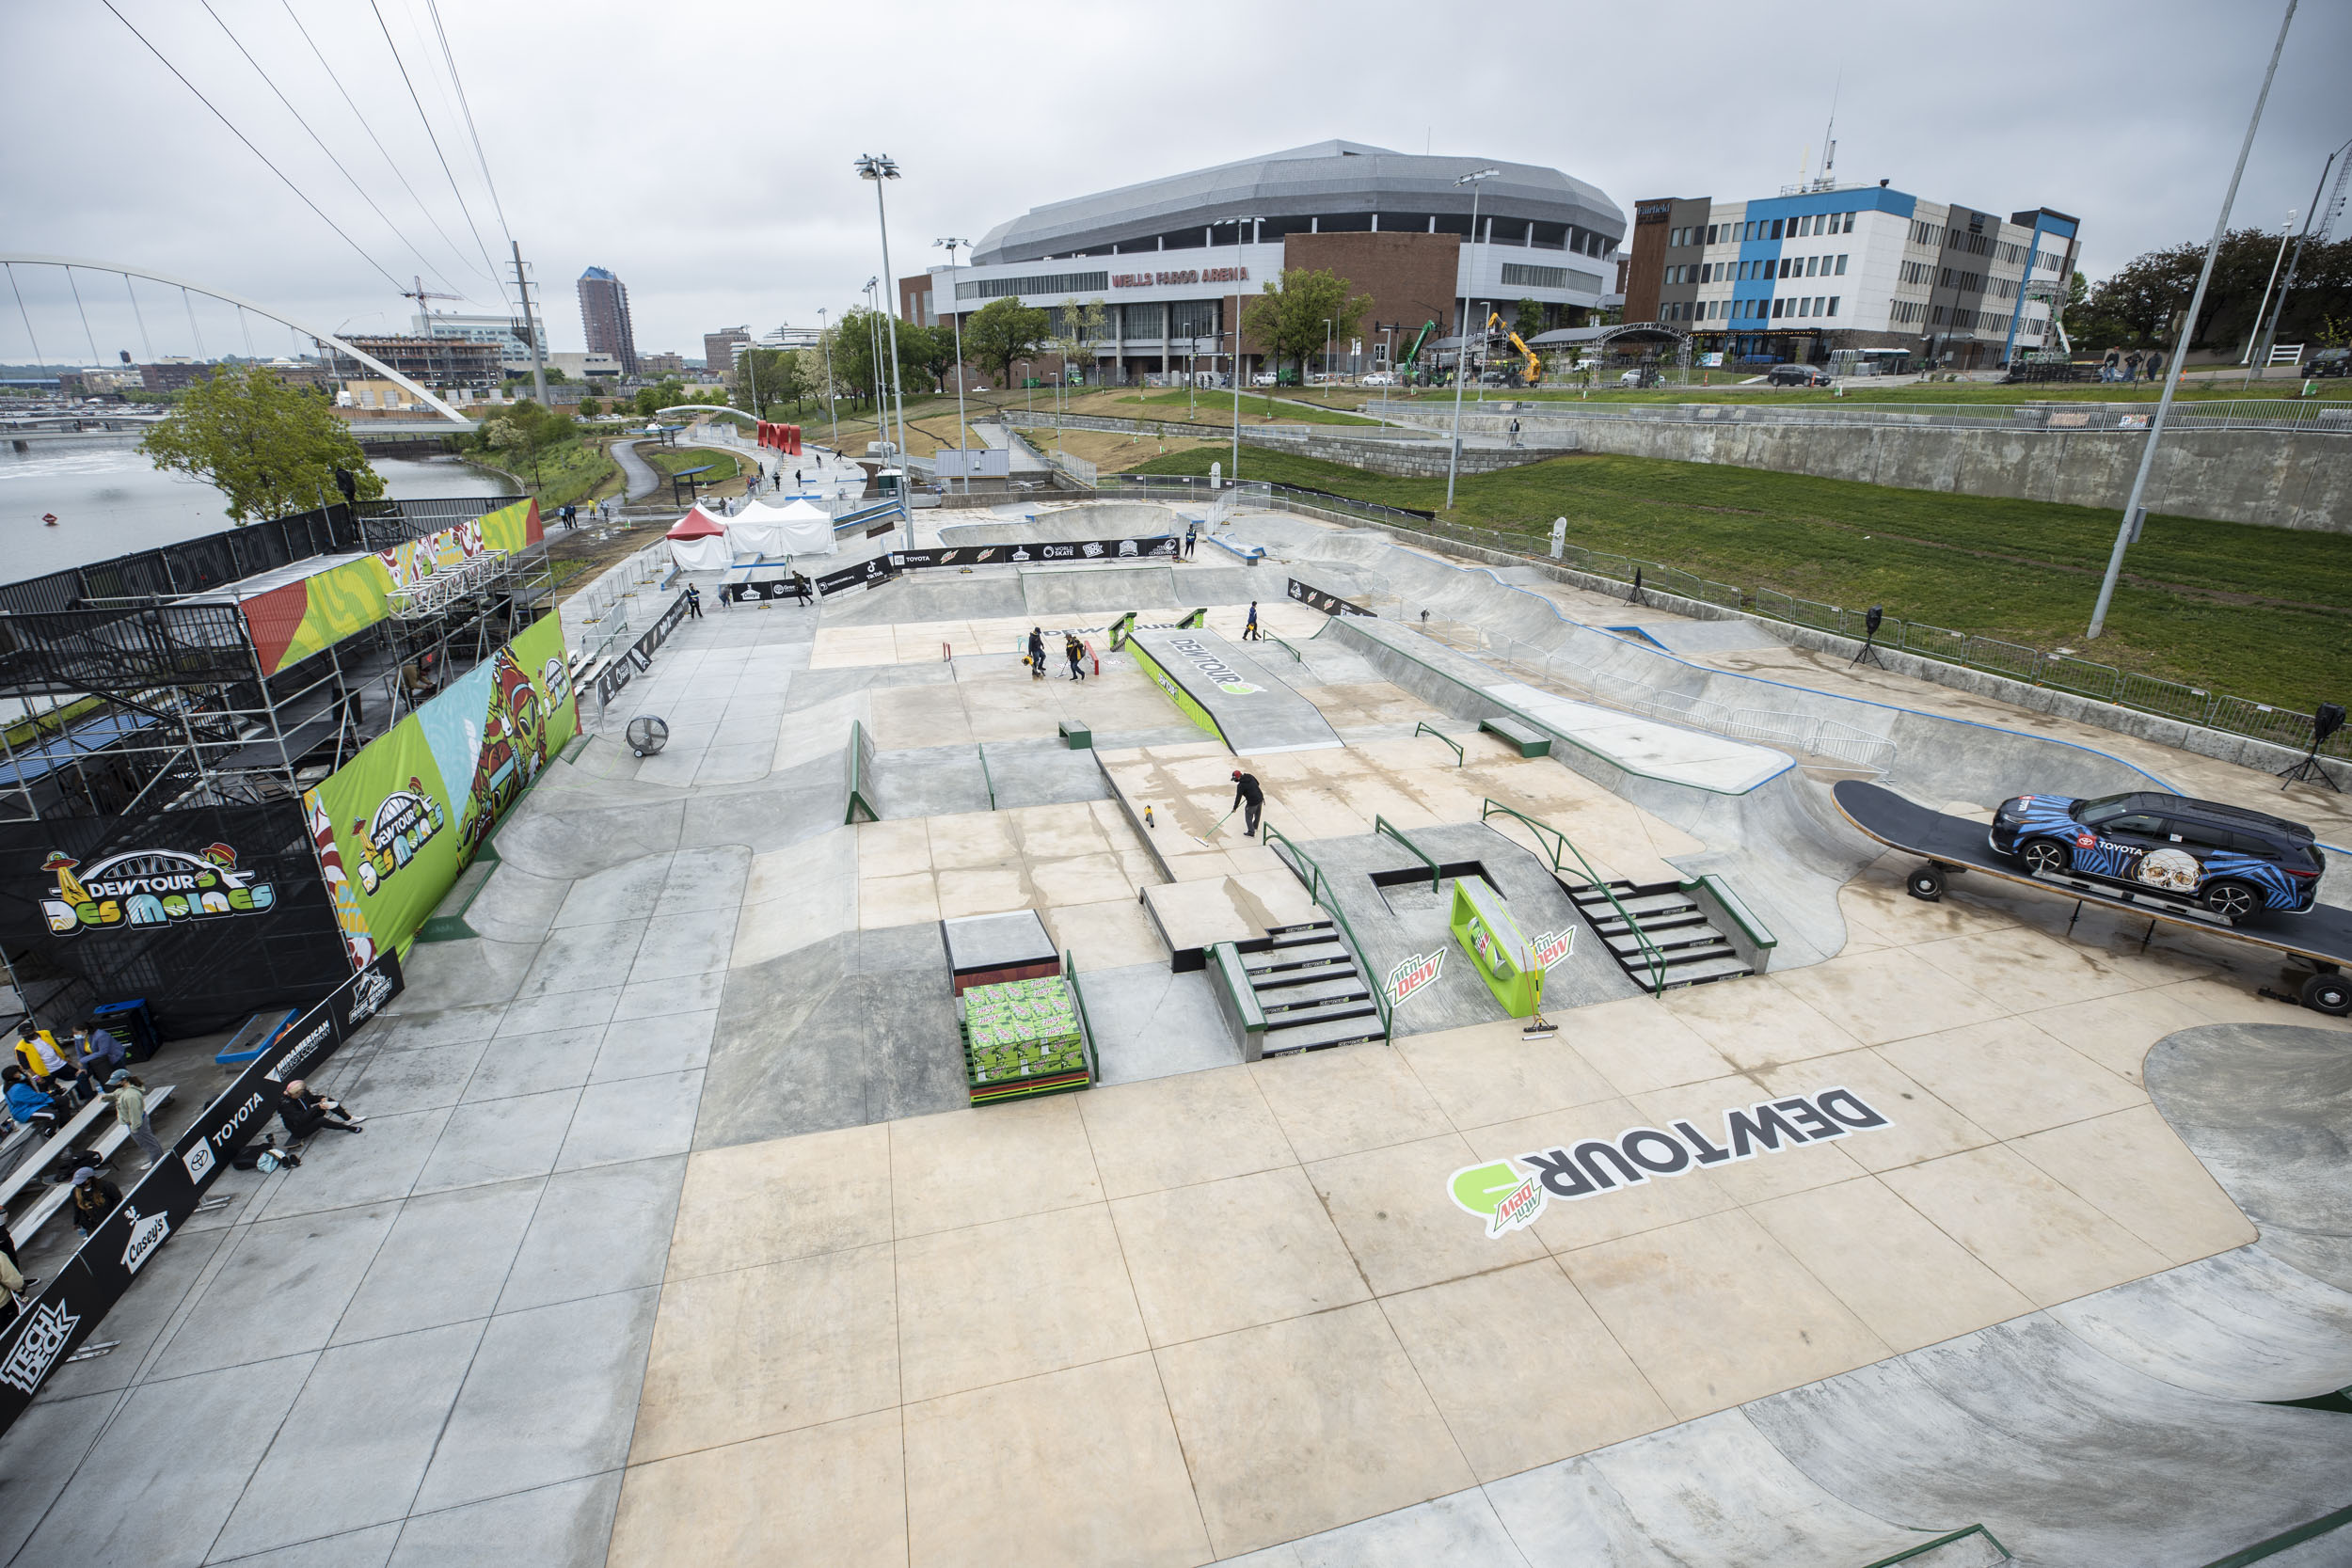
[1231,769,1263,837]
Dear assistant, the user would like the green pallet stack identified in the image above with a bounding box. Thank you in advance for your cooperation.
[961,975,1092,1103]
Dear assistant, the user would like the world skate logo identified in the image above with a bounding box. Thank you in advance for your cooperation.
[0,1301,81,1394]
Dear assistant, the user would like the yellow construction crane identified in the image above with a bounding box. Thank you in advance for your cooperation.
[1486,311,1541,387]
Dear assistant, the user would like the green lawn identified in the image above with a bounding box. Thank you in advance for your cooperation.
[1129,446,2352,716]
[489,437,616,511]
[644,446,740,483]
[1091,389,1384,425]
[1370,380,2352,409]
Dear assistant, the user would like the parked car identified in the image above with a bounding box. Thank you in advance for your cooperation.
[1767,364,1833,387]
[1360,372,1398,388]
[1988,791,2324,917]
[1251,372,1279,387]
[2303,347,2349,379]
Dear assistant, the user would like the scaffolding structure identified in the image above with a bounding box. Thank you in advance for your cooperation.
[0,497,552,826]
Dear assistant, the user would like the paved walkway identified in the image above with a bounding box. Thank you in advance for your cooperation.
[609,438,660,501]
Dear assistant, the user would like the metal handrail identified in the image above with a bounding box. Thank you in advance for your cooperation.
[1264,636,1304,663]
[1481,799,1667,996]
[1261,823,1392,1041]
[1374,814,1440,891]
[1856,1525,2010,1568]
[1412,721,1463,766]
[977,742,995,810]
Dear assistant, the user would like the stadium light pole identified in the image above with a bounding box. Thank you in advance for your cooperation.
[818,306,838,448]
[935,237,973,494]
[1231,215,1251,486]
[854,154,910,480]
[1446,168,1500,510]
[2238,209,2296,370]
[2089,0,2294,640]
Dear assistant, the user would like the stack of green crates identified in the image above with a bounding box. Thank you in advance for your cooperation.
[961,975,1091,1104]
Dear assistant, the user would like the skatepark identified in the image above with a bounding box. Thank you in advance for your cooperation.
[2,489,2346,1567]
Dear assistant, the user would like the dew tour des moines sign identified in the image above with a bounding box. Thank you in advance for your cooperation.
[1449,1088,1893,1238]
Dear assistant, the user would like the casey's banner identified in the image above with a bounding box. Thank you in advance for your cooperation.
[304,610,579,962]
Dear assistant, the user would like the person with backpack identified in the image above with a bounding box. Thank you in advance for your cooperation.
[103,1070,165,1165]
[1064,633,1087,681]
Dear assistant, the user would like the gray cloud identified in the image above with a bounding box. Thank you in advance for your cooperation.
[5,0,2344,363]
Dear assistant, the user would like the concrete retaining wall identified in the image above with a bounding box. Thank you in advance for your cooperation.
[1378,409,2352,532]
[999,409,1572,477]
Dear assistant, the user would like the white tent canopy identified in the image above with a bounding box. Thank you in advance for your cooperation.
[664,504,732,573]
[723,497,837,559]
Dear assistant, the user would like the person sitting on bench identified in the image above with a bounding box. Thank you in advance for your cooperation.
[278,1081,363,1139]
[3,1069,56,1131]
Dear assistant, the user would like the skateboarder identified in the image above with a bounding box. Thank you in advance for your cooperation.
[1027,626,1048,680]
[1230,768,1263,837]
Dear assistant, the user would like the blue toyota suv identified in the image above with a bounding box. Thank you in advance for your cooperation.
[1989,790,2324,918]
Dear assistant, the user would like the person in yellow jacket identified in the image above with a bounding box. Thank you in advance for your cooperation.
[12,1020,92,1105]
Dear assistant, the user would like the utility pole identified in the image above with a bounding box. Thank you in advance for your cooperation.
[854,155,910,473]
[2248,135,2351,386]
[818,306,838,447]
[1447,168,1500,509]
[509,241,547,406]
[936,237,973,493]
[2090,0,2295,640]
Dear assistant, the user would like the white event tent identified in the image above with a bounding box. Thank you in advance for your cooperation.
[663,498,836,573]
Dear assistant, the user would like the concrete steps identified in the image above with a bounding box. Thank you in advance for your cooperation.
[1236,920,1384,1055]
[1571,879,1755,992]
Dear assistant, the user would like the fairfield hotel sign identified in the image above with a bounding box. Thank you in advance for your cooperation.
[1111,266,1250,290]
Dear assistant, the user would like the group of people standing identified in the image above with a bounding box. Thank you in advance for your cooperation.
[2099,347,2166,383]
[1027,627,1089,680]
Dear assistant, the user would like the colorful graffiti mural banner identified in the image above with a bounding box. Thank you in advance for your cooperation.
[300,609,578,958]
[239,501,541,677]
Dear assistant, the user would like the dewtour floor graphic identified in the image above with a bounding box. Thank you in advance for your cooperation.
[1,490,2346,1568]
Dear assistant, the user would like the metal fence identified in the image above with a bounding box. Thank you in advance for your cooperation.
[1086,475,2348,764]
[1361,396,2352,436]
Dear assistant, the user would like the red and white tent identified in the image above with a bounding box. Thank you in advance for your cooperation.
[664,504,731,572]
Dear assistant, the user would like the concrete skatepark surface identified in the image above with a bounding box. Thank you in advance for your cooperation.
[1127,626,1344,755]
[2,498,2347,1568]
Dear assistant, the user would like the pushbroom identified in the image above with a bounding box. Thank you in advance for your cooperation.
[1191,807,1237,847]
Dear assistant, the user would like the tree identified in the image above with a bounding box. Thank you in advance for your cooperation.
[1242,268,1372,383]
[896,323,959,392]
[961,298,1049,390]
[794,345,834,413]
[631,386,661,419]
[578,395,601,418]
[543,365,569,384]
[732,348,804,417]
[2070,229,2352,355]
[139,364,384,523]
[1047,298,1111,384]
[1513,298,1546,343]
[474,400,577,492]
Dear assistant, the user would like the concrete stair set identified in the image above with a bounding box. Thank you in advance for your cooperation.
[1567,879,1755,990]
[1232,919,1385,1055]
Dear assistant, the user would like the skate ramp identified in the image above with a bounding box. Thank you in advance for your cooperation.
[818,574,1027,626]
[1125,627,1342,756]
[1020,562,1178,615]
[939,501,1177,546]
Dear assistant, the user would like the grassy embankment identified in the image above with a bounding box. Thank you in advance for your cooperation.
[1127,446,2352,716]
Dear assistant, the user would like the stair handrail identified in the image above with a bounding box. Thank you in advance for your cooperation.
[1412,721,1464,766]
[1857,1524,2011,1568]
[1107,610,1136,651]
[1262,823,1393,1042]
[1374,815,1441,892]
[1480,799,1667,996]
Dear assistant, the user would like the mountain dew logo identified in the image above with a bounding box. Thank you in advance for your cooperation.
[1384,948,1444,1008]
[1450,1159,1545,1239]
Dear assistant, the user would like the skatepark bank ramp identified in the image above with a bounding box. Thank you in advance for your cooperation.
[1126,627,1342,755]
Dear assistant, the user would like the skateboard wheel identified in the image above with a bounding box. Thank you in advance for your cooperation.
[1905,865,1947,902]
[2302,970,2351,1017]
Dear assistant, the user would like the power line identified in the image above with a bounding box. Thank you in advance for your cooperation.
[366,0,507,309]
[198,0,472,304]
[278,0,499,291]
[97,0,407,296]
[423,0,511,248]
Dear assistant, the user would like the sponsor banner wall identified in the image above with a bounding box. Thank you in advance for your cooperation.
[814,556,896,596]
[0,950,402,1434]
[887,537,1179,572]
[591,591,692,709]
[241,554,395,677]
[1286,578,1375,617]
[0,800,352,1037]
[302,610,581,958]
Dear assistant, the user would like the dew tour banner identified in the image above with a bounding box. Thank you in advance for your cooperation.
[1447,1087,1894,1238]
[238,499,542,677]
[0,947,402,1437]
[303,610,579,962]
[0,800,351,1037]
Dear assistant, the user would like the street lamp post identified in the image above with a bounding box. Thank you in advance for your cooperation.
[1231,215,1249,484]
[818,306,838,448]
[2090,0,2295,640]
[2240,210,2297,370]
[2248,133,2351,387]
[1323,318,1333,389]
[935,236,973,494]
[1446,168,1500,510]
[854,154,910,501]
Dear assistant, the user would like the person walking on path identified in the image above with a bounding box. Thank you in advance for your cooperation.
[103,1071,164,1166]
[1509,417,1522,448]
[1243,601,1261,641]
[1027,627,1048,679]
[2124,350,2143,383]
[1230,769,1264,837]
[2146,350,2166,380]
[1064,633,1087,681]
[1184,523,1199,559]
[2102,347,2121,382]
[684,584,703,619]
[793,572,812,608]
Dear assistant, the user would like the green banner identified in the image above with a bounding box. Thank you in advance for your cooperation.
[302,612,580,957]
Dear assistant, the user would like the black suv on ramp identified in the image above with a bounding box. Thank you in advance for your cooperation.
[1989,790,2324,918]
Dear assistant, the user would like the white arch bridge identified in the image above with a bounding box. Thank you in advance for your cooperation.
[2,254,477,431]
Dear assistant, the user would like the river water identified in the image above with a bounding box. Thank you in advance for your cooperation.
[0,440,520,582]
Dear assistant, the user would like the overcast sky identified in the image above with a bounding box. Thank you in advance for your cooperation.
[4,0,2346,364]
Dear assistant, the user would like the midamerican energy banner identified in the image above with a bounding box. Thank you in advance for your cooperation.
[303,609,579,962]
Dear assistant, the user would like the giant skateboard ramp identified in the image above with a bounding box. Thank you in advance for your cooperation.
[1126,626,1343,755]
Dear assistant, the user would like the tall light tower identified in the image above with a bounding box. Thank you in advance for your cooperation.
[1446,167,1500,509]
[854,154,909,472]
[818,305,838,448]
[935,236,973,494]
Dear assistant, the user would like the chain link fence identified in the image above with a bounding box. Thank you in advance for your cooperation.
[1090,474,2349,764]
